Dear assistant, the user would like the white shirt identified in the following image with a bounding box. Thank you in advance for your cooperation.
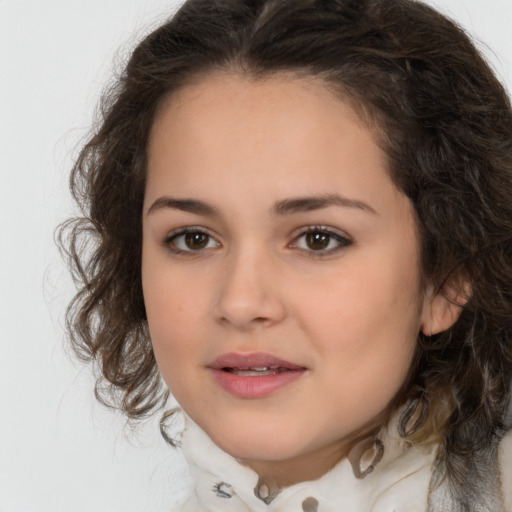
[171,411,439,512]
[164,409,512,511]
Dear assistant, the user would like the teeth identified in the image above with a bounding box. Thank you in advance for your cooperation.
[226,367,287,377]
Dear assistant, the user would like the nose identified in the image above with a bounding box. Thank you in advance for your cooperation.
[213,249,287,330]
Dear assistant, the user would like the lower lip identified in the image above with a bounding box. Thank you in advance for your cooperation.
[210,368,306,398]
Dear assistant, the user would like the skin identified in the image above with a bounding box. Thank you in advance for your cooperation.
[142,72,459,486]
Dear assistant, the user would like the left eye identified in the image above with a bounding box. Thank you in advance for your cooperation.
[293,228,351,253]
[166,230,220,252]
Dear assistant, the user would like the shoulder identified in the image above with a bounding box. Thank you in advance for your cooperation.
[499,429,512,511]
[427,428,512,512]
[363,421,437,512]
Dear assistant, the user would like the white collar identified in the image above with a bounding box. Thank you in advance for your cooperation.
[169,410,438,512]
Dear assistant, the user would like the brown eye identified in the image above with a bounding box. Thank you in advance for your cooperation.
[305,232,331,251]
[184,232,209,250]
[167,229,220,252]
[294,227,352,255]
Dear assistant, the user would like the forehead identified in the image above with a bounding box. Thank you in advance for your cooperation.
[152,71,374,137]
[144,72,414,235]
[153,70,381,148]
[147,71,388,187]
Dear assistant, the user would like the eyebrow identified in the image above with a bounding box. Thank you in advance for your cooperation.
[147,197,220,217]
[273,194,377,216]
[146,193,377,217]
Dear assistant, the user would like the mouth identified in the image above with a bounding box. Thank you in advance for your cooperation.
[209,352,305,373]
[208,352,307,398]
[223,366,291,377]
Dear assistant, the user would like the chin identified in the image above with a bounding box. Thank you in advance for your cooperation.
[221,440,301,463]
[206,423,308,462]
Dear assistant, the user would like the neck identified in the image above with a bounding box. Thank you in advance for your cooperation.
[242,438,349,489]
[239,407,391,490]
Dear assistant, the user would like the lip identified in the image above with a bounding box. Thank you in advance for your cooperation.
[208,352,307,399]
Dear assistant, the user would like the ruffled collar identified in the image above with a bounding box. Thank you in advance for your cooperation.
[165,410,438,512]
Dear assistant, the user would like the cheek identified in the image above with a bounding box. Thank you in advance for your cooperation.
[297,249,422,378]
[144,287,206,406]
[142,255,207,378]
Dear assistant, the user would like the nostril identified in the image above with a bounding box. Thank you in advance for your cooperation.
[217,314,274,330]
[213,268,287,328]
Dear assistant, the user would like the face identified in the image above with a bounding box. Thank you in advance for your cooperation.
[142,73,433,476]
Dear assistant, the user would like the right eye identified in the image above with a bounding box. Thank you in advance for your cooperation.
[165,228,220,253]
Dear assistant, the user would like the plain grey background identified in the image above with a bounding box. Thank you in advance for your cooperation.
[0,1,511,510]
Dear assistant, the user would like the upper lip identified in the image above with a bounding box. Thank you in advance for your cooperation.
[208,352,305,371]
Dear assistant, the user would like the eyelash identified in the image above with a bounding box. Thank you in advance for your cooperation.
[289,225,352,258]
[163,225,352,257]
[164,227,219,255]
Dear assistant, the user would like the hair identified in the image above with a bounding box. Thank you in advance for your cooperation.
[59,0,512,501]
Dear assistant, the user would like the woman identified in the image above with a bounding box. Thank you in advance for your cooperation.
[60,0,512,509]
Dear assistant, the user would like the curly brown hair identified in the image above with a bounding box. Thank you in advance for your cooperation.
[59,0,512,502]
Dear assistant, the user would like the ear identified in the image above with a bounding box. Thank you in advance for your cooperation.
[420,278,471,336]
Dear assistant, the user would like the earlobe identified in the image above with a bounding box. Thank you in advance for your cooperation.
[421,280,471,336]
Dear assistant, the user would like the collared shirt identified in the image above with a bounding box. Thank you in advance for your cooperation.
[164,410,512,511]
[171,411,439,512]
